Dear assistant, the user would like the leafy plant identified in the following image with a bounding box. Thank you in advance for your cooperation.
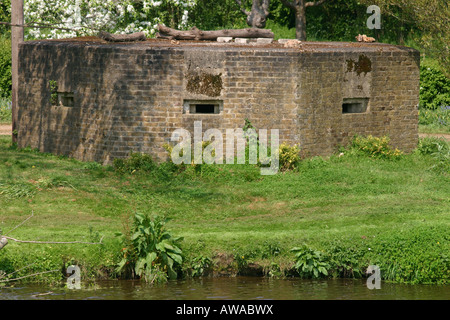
[49,80,58,105]
[430,143,450,174]
[0,97,11,122]
[116,212,183,283]
[418,105,450,132]
[416,137,450,174]
[0,181,36,199]
[278,143,301,171]
[291,245,330,278]
[351,135,403,159]
[419,65,450,110]
[0,36,11,98]
[327,243,365,278]
[113,152,157,174]
[416,137,449,156]
[189,255,212,277]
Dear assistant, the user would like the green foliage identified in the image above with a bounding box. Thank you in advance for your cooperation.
[188,255,212,277]
[350,135,403,159]
[0,0,10,36]
[430,143,450,175]
[0,97,11,122]
[113,152,157,174]
[291,245,330,278]
[416,137,449,156]
[0,36,11,99]
[116,212,183,283]
[327,242,365,278]
[189,0,246,30]
[365,226,449,284]
[419,106,450,131]
[0,181,36,198]
[278,143,301,172]
[416,137,449,174]
[49,80,58,105]
[419,65,450,110]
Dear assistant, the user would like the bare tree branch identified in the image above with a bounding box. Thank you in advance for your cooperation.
[98,31,146,42]
[280,0,297,10]
[0,211,104,250]
[0,21,87,31]
[3,235,104,245]
[3,211,34,236]
[0,270,60,283]
[305,0,328,8]
[261,0,271,16]
[0,263,36,280]
[235,0,250,15]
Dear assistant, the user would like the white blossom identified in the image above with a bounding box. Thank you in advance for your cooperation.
[24,0,196,40]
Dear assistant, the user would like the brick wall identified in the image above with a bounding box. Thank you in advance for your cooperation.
[17,40,420,163]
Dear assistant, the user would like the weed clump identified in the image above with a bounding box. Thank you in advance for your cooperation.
[350,135,403,159]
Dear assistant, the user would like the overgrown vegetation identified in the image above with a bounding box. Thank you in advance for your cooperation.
[0,35,11,99]
[291,245,330,278]
[0,133,448,285]
[116,212,183,283]
[0,0,449,286]
[0,97,11,123]
[420,65,450,111]
[348,135,403,159]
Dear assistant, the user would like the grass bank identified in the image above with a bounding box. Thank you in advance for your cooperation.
[0,135,449,285]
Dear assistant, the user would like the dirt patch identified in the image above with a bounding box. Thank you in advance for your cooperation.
[0,124,11,135]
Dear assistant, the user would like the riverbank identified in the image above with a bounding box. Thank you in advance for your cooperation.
[0,134,448,285]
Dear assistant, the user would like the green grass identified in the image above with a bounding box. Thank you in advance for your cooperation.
[0,135,449,284]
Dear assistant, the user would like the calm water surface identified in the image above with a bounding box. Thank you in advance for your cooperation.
[1,277,448,300]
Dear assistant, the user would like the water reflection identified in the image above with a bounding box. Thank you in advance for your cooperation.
[0,277,448,300]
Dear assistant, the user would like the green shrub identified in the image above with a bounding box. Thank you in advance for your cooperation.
[0,97,11,122]
[419,64,450,110]
[366,226,449,284]
[416,137,449,174]
[351,135,403,159]
[0,36,11,98]
[0,181,36,198]
[418,105,450,129]
[327,243,365,278]
[187,255,212,277]
[113,152,157,174]
[278,143,301,171]
[291,245,330,278]
[0,0,10,36]
[416,137,449,156]
[430,144,450,174]
[116,212,183,283]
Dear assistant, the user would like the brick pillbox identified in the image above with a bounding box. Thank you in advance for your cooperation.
[17,38,419,163]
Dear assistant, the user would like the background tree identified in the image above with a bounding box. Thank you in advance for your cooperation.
[358,0,449,76]
[279,0,329,40]
[235,0,270,28]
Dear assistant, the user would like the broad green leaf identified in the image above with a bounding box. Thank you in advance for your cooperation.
[167,252,182,265]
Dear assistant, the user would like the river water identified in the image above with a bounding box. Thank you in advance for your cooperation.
[1,277,448,300]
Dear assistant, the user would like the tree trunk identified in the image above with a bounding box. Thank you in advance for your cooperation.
[11,0,23,143]
[156,25,274,41]
[98,31,146,42]
[236,0,271,28]
[295,4,307,41]
[281,0,328,41]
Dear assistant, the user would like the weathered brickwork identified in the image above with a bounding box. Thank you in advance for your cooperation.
[17,39,420,163]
